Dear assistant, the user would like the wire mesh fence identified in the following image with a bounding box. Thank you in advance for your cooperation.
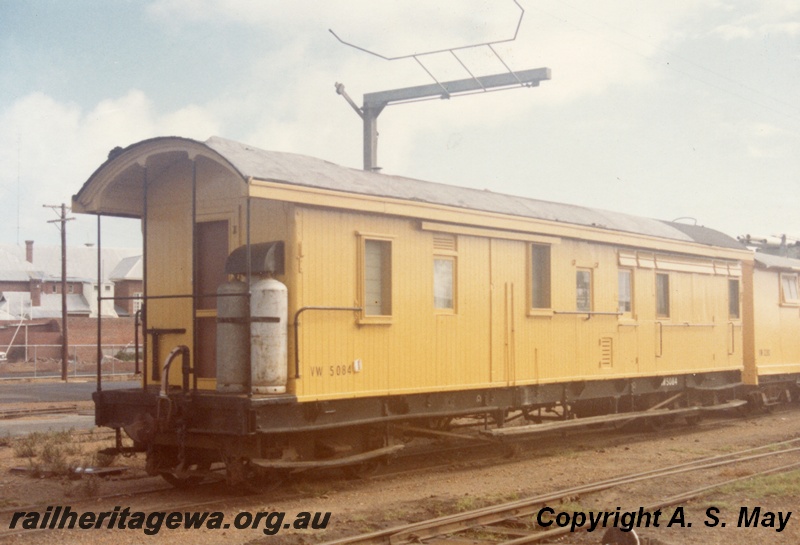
[0,344,141,379]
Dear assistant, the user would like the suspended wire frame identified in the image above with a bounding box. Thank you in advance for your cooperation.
[330,0,551,171]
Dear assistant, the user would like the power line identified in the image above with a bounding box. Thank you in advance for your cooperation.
[533,1,800,125]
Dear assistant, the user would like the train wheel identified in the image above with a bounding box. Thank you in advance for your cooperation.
[427,417,453,431]
[226,457,286,494]
[159,461,211,488]
[643,415,671,432]
[244,469,287,494]
[684,414,702,427]
[343,459,382,480]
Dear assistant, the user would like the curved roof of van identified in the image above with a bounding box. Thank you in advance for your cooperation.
[74,135,745,251]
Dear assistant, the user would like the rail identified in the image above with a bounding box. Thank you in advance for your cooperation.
[320,438,800,544]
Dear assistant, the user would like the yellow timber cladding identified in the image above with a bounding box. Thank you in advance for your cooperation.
[746,264,800,382]
[289,202,745,402]
[143,164,747,399]
[144,156,252,391]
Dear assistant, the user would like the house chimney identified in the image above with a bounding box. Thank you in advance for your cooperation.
[25,240,34,263]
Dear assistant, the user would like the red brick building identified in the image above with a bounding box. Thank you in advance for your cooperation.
[0,241,142,364]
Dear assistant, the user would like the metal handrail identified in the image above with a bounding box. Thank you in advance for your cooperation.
[293,306,362,379]
[659,322,717,327]
[160,345,193,398]
[553,310,623,321]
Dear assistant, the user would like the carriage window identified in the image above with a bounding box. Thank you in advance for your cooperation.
[531,244,551,309]
[434,257,455,311]
[364,239,392,316]
[656,273,670,318]
[729,279,740,319]
[432,233,457,312]
[618,269,633,315]
[780,273,800,305]
[576,269,592,312]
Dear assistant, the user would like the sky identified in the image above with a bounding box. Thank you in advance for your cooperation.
[1,0,798,250]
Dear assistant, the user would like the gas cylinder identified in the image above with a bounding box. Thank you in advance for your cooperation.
[216,280,249,393]
[250,277,288,394]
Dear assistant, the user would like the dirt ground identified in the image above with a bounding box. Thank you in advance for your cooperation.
[1,406,799,545]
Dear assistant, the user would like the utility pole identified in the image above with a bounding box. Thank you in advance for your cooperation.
[45,204,75,381]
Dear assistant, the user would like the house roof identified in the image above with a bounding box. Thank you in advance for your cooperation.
[0,246,44,282]
[109,255,143,281]
[73,136,746,252]
[0,291,92,320]
[0,244,140,283]
[33,293,91,318]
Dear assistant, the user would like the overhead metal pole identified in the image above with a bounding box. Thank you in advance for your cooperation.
[337,67,551,171]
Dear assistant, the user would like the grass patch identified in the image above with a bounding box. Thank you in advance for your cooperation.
[452,491,522,513]
[716,470,800,499]
[10,429,108,479]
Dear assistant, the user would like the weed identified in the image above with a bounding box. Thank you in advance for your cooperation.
[14,434,41,458]
[78,475,102,497]
[94,451,116,468]
[717,470,800,499]
[699,499,737,512]
[559,500,588,513]
[455,495,477,512]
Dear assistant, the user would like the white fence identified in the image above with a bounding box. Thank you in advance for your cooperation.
[0,344,142,379]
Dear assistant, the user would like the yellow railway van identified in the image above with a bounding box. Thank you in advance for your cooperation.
[743,253,800,397]
[74,136,772,488]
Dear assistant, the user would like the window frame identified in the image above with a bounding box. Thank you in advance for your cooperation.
[618,268,634,318]
[656,272,670,318]
[357,234,394,324]
[728,278,741,319]
[576,268,593,312]
[529,243,552,311]
[433,255,457,313]
[780,272,800,306]
[133,292,144,314]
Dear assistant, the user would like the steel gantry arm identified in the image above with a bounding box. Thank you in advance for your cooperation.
[336,67,551,172]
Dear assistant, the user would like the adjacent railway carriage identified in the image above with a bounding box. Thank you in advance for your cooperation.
[73,136,756,487]
[742,253,800,401]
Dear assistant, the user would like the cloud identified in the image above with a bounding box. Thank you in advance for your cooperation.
[711,0,800,40]
[744,122,793,158]
[143,0,703,106]
[0,90,222,246]
[147,0,522,54]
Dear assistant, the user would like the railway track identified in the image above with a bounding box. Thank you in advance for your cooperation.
[319,438,800,545]
[1,405,797,542]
